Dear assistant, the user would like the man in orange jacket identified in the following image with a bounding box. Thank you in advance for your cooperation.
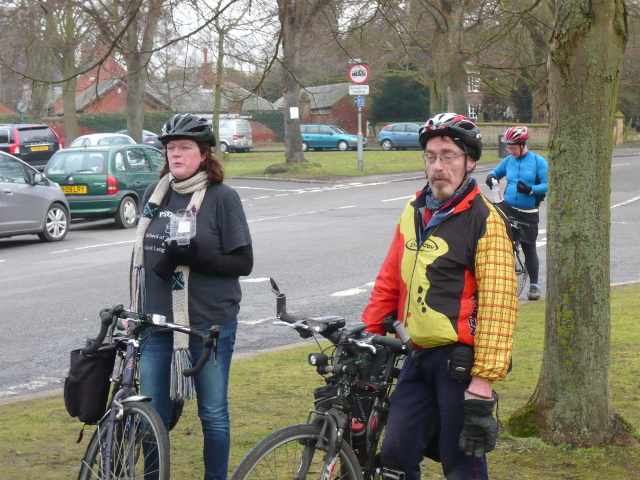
[363,113,518,480]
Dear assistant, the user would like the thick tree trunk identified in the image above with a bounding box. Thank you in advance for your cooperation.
[125,55,146,143]
[508,0,635,447]
[279,0,306,164]
[62,76,79,144]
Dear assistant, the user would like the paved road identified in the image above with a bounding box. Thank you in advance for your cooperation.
[0,150,638,401]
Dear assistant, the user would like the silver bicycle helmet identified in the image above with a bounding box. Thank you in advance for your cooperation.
[418,113,482,161]
[158,113,217,147]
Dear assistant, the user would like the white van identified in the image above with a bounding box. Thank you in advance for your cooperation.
[217,117,253,153]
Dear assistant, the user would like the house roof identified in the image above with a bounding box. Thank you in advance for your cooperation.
[148,81,276,114]
[273,83,351,110]
[0,100,16,114]
[52,78,166,115]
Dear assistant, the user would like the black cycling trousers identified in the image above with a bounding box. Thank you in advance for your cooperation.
[521,241,539,285]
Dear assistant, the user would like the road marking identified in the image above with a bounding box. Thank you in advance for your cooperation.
[240,277,270,283]
[0,374,65,399]
[382,195,414,202]
[239,317,276,326]
[332,287,368,297]
[52,240,135,253]
[611,195,640,209]
[612,163,630,167]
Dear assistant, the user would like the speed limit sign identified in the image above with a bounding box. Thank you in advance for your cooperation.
[348,63,370,84]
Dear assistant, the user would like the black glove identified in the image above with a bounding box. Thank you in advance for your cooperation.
[485,174,498,189]
[517,180,533,195]
[152,239,200,282]
[458,391,498,458]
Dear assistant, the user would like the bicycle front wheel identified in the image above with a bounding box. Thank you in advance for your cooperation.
[514,241,528,297]
[231,423,362,480]
[78,401,170,480]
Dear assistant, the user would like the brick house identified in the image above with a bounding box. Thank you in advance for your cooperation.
[274,83,371,135]
[0,100,16,115]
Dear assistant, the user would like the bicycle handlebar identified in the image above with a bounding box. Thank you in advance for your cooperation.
[81,306,221,377]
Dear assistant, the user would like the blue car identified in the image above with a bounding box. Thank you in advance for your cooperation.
[300,124,367,152]
[377,123,421,150]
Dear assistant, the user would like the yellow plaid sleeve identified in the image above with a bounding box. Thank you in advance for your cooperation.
[471,201,519,382]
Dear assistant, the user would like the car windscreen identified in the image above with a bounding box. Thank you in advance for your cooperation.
[18,127,57,144]
[45,151,108,175]
[331,126,348,134]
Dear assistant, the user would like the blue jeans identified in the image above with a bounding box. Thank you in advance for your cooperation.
[140,318,237,480]
[381,344,488,480]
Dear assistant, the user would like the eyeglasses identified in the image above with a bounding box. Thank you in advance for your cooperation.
[422,152,467,165]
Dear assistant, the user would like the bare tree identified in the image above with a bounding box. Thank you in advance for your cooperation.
[85,0,166,143]
[508,0,636,447]
[277,0,334,163]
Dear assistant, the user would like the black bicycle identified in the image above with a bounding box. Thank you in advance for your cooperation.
[76,305,220,480]
[230,279,408,480]
[509,218,529,297]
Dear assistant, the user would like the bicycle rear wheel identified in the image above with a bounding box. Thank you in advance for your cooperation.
[78,401,170,480]
[231,423,362,480]
[514,241,528,297]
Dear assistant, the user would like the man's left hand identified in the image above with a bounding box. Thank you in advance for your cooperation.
[517,180,533,194]
[459,391,498,458]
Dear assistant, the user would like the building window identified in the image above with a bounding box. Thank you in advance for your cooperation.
[468,105,478,121]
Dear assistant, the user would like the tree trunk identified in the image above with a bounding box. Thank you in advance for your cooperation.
[62,76,79,144]
[213,27,225,158]
[279,0,306,164]
[125,54,146,143]
[508,0,635,447]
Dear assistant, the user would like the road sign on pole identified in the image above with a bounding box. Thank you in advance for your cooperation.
[356,96,365,107]
[348,63,370,84]
[349,84,369,95]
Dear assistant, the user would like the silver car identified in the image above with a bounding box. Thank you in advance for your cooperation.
[0,151,70,242]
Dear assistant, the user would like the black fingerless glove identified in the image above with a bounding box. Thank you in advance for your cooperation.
[152,239,199,282]
[458,391,498,458]
[517,180,533,194]
[485,174,498,189]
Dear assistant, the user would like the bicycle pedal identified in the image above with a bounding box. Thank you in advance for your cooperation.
[374,467,405,480]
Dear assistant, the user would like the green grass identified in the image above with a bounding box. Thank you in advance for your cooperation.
[221,143,512,180]
[0,285,637,479]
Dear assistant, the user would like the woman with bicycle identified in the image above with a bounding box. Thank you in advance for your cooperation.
[485,126,548,300]
[130,113,253,480]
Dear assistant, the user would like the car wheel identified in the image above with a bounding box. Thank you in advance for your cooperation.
[220,142,229,153]
[381,139,393,151]
[114,197,138,229]
[302,141,309,152]
[37,204,69,242]
[338,140,349,151]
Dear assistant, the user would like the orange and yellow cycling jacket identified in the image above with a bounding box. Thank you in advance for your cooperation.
[362,180,518,382]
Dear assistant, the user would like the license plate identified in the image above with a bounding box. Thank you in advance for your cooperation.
[61,185,87,194]
[30,145,49,152]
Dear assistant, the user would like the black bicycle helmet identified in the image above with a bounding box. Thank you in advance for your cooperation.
[418,113,482,161]
[158,113,217,147]
[503,126,529,145]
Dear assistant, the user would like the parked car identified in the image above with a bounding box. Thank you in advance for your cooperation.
[300,124,367,152]
[116,129,163,149]
[44,144,165,229]
[0,123,63,169]
[377,123,422,151]
[218,117,253,153]
[0,150,70,242]
[68,133,136,148]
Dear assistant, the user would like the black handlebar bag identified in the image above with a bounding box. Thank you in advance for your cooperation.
[63,343,117,424]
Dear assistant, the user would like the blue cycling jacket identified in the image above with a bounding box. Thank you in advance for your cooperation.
[489,150,548,210]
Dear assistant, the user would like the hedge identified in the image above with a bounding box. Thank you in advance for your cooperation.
[250,110,285,142]
[77,111,174,134]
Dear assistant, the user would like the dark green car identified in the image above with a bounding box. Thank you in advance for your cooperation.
[44,144,165,228]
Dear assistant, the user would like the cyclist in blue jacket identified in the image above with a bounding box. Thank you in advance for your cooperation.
[486,126,548,300]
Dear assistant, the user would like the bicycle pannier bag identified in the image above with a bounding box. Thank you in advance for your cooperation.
[64,343,117,424]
